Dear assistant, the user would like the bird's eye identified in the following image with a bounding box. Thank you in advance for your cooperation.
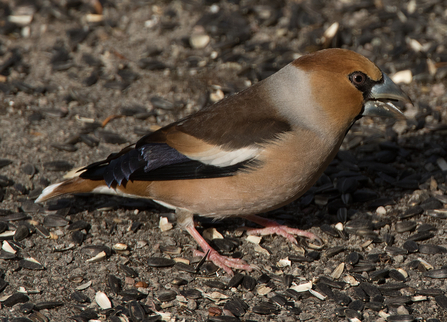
[350,72,366,86]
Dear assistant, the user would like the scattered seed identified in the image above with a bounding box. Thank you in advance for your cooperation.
[43,215,68,227]
[71,291,90,303]
[407,231,435,241]
[252,301,279,315]
[417,288,443,296]
[395,221,417,233]
[180,289,202,299]
[331,263,345,279]
[67,220,89,231]
[290,281,312,293]
[157,290,177,302]
[309,288,326,300]
[120,264,138,278]
[174,262,196,273]
[228,273,244,288]
[19,257,44,270]
[424,268,447,279]
[325,246,345,258]
[20,302,35,314]
[387,314,415,322]
[385,246,408,256]
[204,280,227,290]
[389,269,407,282]
[43,161,73,172]
[108,275,122,294]
[223,298,248,317]
[82,245,111,257]
[2,292,29,307]
[13,225,29,242]
[95,291,111,309]
[34,301,64,310]
[147,257,176,267]
[419,244,447,254]
[402,240,419,253]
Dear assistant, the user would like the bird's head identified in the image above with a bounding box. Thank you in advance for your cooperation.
[291,48,411,134]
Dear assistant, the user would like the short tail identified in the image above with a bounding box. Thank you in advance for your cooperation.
[35,177,105,203]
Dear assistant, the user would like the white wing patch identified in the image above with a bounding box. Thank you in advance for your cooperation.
[187,146,261,167]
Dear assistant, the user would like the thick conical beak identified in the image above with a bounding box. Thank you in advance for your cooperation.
[363,72,411,120]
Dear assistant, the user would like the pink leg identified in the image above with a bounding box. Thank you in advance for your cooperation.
[244,214,322,245]
[185,223,253,276]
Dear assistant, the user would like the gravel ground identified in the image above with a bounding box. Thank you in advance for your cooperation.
[1,0,447,321]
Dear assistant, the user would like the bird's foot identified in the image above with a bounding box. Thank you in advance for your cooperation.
[244,214,323,247]
[193,248,252,276]
[183,218,252,275]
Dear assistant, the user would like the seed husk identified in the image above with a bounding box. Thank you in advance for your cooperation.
[325,246,345,258]
[34,301,64,310]
[108,274,122,294]
[387,314,415,322]
[2,292,29,307]
[204,280,227,290]
[71,291,90,303]
[435,294,447,309]
[43,161,73,172]
[399,206,423,219]
[19,257,44,270]
[424,268,447,279]
[271,294,288,307]
[180,289,202,299]
[369,269,389,281]
[383,233,394,246]
[242,275,256,291]
[95,291,111,309]
[346,252,360,265]
[147,257,176,267]
[403,240,419,253]
[128,300,146,321]
[284,288,302,300]
[385,296,412,306]
[71,231,85,245]
[359,282,381,297]
[395,221,417,233]
[389,269,407,282]
[252,301,279,315]
[67,220,90,231]
[223,298,248,316]
[35,225,50,238]
[174,262,196,273]
[385,246,408,256]
[331,263,345,279]
[43,215,68,227]
[157,290,177,302]
[416,288,443,296]
[120,289,146,301]
[19,302,35,314]
[334,290,351,306]
[418,244,447,254]
[120,264,138,278]
[407,231,435,241]
[348,299,365,312]
[320,224,340,237]
[228,273,244,288]
[364,301,385,311]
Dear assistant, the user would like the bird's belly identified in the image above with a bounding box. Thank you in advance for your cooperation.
[146,131,342,218]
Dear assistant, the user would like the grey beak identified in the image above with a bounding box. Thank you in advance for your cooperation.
[363,72,412,119]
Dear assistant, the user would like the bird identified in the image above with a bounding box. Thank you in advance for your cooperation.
[36,48,411,275]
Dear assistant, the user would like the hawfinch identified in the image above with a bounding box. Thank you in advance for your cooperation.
[36,49,411,275]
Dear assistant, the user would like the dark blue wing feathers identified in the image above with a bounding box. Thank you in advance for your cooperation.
[80,143,256,186]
